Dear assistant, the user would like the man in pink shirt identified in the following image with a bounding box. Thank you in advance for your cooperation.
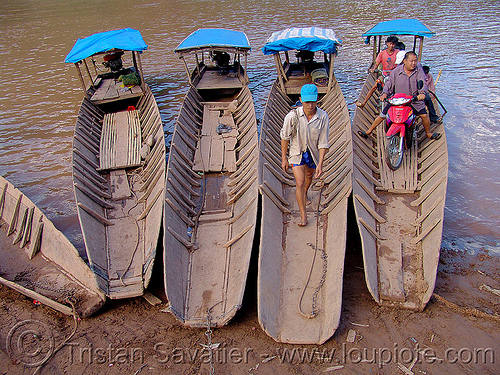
[357,36,400,108]
[370,36,400,76]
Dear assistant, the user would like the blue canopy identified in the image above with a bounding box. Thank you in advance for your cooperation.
[65,28,148,63]
[262,27,341,55]
[363,19,435,38]
[175,29,251,52]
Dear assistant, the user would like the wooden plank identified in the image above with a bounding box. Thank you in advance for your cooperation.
[193,135,211,172]
[0,276,73,316]
[103,80,120,100]
[91,79,113,102]
[376,124,417,192]
[143,291,162,306]
[109,169,131,200]
[114,111,130,167]
[100,110,142,170]
[378,242,405,302]
[202,106,219,136]
[209,135,224,172]
[224,147,237,172]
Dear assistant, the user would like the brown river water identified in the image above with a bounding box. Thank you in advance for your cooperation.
[0,0,499,254]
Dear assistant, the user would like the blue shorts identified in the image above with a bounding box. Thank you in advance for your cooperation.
[291,149,316,169]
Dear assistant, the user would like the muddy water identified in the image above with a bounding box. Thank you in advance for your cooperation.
[0,0,498,253]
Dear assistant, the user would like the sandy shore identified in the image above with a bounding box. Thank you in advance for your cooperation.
[1,243,499,375]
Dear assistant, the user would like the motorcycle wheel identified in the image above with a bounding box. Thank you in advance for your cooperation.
[386,134,404,170]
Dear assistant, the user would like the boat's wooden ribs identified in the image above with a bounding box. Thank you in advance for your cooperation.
[259,184,291,214]
[227,157,257,187]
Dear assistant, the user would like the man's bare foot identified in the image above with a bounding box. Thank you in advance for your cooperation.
[298,219,308,227]
[306,197,312,206]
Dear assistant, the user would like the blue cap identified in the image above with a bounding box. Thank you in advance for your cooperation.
[300,84,318,102]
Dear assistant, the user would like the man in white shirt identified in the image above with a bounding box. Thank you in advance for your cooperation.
[280,84,330,227]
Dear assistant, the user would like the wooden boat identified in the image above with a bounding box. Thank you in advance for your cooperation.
[258,27,352,344]
[164,29,259,327]
[65,28,165,299]
[0,175,105,317]
[352,19,448,310]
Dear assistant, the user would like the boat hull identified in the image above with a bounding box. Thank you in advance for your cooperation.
[257,78,352,344]
[72,84,165,299]
[164,85,259,327]
[352,72,448,310]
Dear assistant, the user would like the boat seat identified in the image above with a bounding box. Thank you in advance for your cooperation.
[193,105,239,173]
[99,110,142,171]
[90,78,143,105]
[196,70,243,90]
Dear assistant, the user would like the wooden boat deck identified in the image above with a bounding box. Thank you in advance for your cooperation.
[164,85,258,327]
[352,72,448,310]
[0,175,105,317]
[90,77,143,105]
[196,70,244,90]
[73,85,165,299]
[193,102,238,172]
[376,121,419,192]
[258,77,352,344]
[283,65,330,95]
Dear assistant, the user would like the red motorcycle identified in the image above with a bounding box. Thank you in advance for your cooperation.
[384,92,419,170]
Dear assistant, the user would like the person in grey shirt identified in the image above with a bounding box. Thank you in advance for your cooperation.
[358,51,441,141]
[281,84,330,227]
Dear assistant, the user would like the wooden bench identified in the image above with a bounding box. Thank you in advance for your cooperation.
[99,110,142,171]
[90,78,143,105]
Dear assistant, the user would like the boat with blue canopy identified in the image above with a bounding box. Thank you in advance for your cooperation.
[164,29,258,328]
[261,26,342,95]
[352,19,448,311]
[65,28,148,64]
[65,28,165,300]
[362,19,435,65]
[257,27,352,344]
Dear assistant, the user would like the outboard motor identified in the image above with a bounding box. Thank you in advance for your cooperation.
[103,51,124,73]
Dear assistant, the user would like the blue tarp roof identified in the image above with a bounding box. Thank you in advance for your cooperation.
[65,28,148,63]
[362,19,435,38]
[262,27,341,55]
[175,29,251,52]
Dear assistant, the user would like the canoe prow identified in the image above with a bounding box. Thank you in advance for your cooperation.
[0,175,105,317]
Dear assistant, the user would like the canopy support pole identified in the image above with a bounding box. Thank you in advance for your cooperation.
[417,36,424,62]
[274,53,286,93]
[83,59,94,88]
[180,56,192,85]
[195,53,201,79]
[235,52,240,80]
[284,51,290,64]
[328,54,335,92]
[74,63,88,98]
[244,53,248,84]
[136,52,145,88]
[372,37,378,67]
